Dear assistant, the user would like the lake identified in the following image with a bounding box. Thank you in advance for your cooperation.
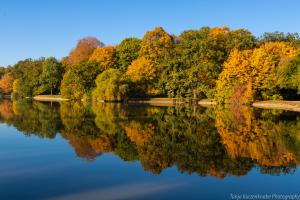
[0,100,300,200]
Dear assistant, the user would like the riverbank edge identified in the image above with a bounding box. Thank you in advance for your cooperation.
[31,95,300,112]
[252,101,300,112]
[33,95,69,102]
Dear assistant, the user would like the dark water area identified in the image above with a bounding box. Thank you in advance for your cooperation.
[0,100,300,200]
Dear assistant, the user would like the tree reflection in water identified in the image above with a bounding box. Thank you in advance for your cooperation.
[1,99,300,177]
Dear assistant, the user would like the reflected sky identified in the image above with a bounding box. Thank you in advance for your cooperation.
[0,100,300,199]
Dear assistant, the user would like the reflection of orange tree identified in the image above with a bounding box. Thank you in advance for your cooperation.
[60,102,105,160]
[0,100,14,123]
[215,105,300,169]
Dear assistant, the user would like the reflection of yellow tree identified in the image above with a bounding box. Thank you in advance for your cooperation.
[215,105,299,167]
[123,121,155,146]
[121,107,165,173]
[60,131,99,161]
[124,120,166,173]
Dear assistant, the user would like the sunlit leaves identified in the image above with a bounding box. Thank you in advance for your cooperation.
[89,46,117,70]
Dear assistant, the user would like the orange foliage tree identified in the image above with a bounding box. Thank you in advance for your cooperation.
[66,37,102,66]
[0,72,14,94]
[89,46,117,70]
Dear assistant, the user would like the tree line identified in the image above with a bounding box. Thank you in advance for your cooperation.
[1,27,300,103]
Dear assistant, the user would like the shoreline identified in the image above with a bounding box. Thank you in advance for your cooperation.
[252,101,300,112]
[31,95,300,112]
[33,95,69,102]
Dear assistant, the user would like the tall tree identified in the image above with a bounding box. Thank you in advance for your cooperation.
[140,27,175,65]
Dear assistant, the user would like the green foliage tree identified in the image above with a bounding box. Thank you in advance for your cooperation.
[259,31,300,47]
[60,61,102,100]
[280,53,300,95]
[36,57,63,95]
[12,58,63,97]
[92,69,128,101]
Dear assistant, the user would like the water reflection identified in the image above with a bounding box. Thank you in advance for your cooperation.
[0,100,300,178]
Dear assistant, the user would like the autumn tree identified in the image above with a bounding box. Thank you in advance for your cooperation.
[0,72,14,94]
[89,46,117,70]
[126,27,175,96]
[66,37,102,66]
[216,42,297,104]
[126,57,157,96]
[116,38,141,72]
[92,69,128,102]
[139,27,175,65]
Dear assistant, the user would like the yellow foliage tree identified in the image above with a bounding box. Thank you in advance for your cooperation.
[216,42,297,103]
[89,46,117,70]
[139,27,174,65]
[126,57,155,82]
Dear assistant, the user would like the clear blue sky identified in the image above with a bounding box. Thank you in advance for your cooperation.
[1,0,300,66]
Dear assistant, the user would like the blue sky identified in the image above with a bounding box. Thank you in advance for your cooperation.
[1,0,300,66]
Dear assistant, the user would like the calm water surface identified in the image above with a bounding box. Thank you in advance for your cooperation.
[0,100,300,200]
